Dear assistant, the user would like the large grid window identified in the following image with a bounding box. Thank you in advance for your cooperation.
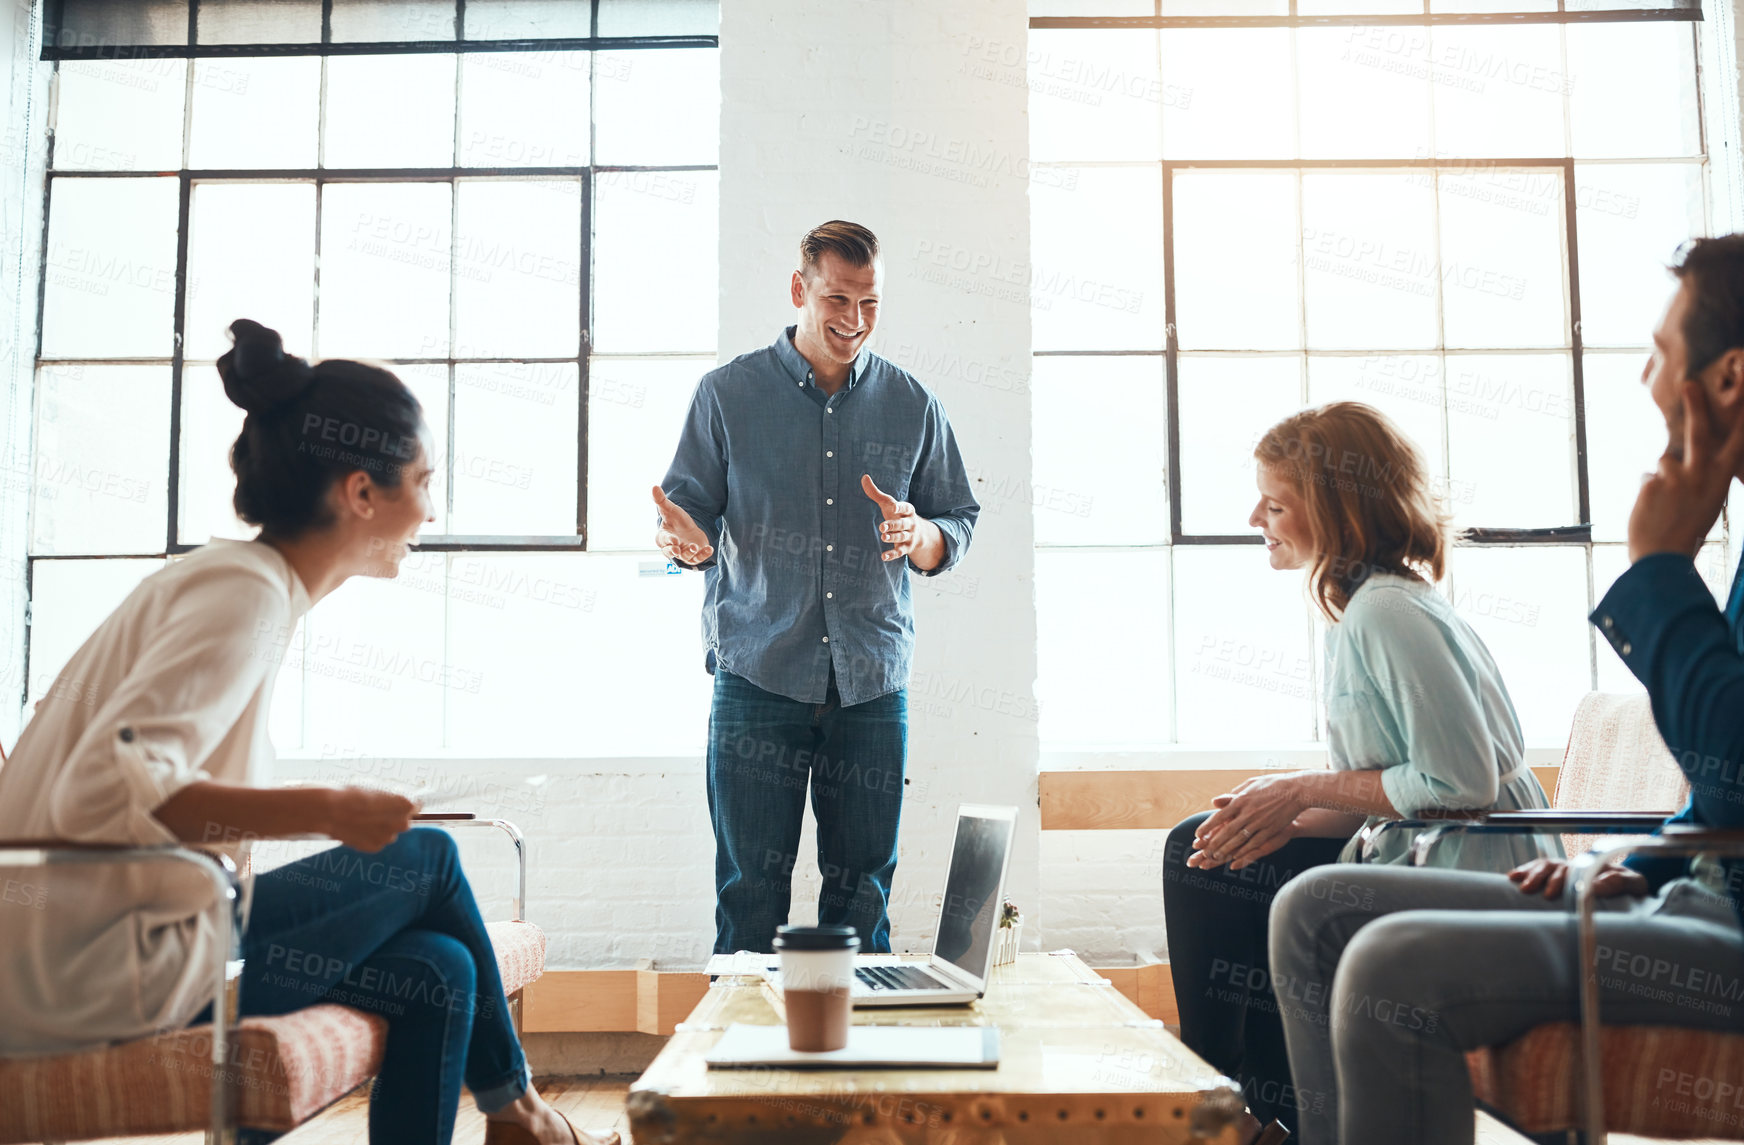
[28,0,720,756]
[1029,1,1733,750]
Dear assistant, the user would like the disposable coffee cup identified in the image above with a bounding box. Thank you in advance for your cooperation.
[773,924,859,1052]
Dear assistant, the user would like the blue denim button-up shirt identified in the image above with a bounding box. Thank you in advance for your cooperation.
[660,327,980,706]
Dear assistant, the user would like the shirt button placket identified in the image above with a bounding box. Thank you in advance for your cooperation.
[822,394,839,681]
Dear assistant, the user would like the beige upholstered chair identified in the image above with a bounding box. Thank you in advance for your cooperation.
[0,814,545,1144]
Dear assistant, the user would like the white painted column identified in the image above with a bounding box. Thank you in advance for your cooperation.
[717,0,1041,945]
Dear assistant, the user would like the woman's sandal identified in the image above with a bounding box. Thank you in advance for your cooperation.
[1249,1119,1292,1145]
[482,1109,620,1145]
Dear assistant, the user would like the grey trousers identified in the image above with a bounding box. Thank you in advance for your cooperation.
[1267,865,1744,1145]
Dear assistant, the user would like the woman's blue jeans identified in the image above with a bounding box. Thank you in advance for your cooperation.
[707,669,908,955]
[233,827,531,1144]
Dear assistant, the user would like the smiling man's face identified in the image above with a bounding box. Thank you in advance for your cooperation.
[791,250,882,369]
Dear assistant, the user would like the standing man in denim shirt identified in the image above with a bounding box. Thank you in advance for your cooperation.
[652,221,980,955]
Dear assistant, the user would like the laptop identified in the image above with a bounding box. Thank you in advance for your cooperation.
[766,803,1018,1007]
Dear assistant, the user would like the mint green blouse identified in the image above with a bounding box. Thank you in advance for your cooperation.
[1326,573,1563,870]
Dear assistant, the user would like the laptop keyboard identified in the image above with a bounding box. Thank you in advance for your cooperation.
[856,964,951,991]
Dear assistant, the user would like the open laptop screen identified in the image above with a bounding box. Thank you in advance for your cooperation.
[933,809,1016,983]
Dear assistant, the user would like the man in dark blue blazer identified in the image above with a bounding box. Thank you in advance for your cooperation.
[1265,236,1744,1145]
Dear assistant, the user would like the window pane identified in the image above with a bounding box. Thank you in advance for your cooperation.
[1174,169,1300,351]
[1299,0,1420,11]
[1590,544,1638,694]
[1434,0,1556,9]
[1178,355,1302,536]
[1438,168,1567,350]
[187,58,321,169]
[1445,546,1590,746]
[1302,171,1439,350]
[1568,22,1700,159]
[596,0,719,36]
[586,357,710,550]
[1428,26,1565,158]
[394,363,452,535]
[1173,546,1317,745]
[52,60,185,172]
[449,363,579,534]
[1160,29,1293,159]
[1031,355,1167,546]
[454,180,581,358]
[331,0,455,41]
[1036,549,1171,746]
[325,56,457,168]
[1306,354,1447,481]
[594,49,720,166]
[592,170,717,353]
[1030,166,1165,352]
[197,0,322,43]
[1297,26,1432,159]
[460,52,591,168]
[1574,163,1703,348]
[1159,0,1285,10]
[186,182,317,360]
[445,553,712,755]
[1032,0,1152,10]
[42,177,179,358]
[463,0,594,38]
[300,571,446,755]
[176,376,250,545]
[1028,30,1161,163]
[1445,353,1575,528]
[318,182,453,359]
[1583,351,1663,543]
[53,0,187,47]
[31,365,170,556]
[25,559,165,710]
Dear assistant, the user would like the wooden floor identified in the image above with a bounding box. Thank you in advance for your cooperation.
[89,1076,634,1144]
[80,1078,1736,1145]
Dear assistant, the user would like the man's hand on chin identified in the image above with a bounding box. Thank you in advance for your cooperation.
[1628,381,1744,563]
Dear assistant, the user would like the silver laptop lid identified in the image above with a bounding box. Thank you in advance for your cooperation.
[929,804,1018,991]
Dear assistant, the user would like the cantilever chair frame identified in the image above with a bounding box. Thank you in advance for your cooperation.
[0,812,529,1145]
[1389,812,1740,1145]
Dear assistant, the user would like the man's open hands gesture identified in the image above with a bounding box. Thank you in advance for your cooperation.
[862,474,944,569]
[653,486,714,566]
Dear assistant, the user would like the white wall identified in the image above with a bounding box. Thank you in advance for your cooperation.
[0,0,43,750]
[284,0,1042,973]
[713,0,1040,953]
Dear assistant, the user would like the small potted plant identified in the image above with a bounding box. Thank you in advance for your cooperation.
[993,897,1023,966]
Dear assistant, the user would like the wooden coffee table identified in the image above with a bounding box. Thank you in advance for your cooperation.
[627,952,1244,1143]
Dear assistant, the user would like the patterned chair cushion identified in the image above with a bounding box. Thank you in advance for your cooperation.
[1554,692,1689,857]
[1468,1022,1744,1138]
[488,920,546,996]
[0,920,545,1142]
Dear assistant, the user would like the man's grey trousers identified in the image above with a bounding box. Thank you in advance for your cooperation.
[1267,864,1744,1145]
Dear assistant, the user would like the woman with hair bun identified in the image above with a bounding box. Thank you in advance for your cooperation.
[1159,401,1560,1145]
[0,321,613,1145]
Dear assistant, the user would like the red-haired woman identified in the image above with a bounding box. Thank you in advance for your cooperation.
[1161,402,1560,1145]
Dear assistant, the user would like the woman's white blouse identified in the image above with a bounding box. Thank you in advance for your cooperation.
[0,540,309,1056]
[1326,573,1563,870]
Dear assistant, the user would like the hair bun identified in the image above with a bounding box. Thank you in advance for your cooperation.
[218,319,316,415]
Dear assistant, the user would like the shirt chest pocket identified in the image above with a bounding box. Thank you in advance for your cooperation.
[857,440,915,500]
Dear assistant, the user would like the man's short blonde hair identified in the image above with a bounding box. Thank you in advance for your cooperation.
[799,220,880,276]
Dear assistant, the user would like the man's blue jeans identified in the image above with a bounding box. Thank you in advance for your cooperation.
[707,669,907,954]
[230,828,531,1145]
